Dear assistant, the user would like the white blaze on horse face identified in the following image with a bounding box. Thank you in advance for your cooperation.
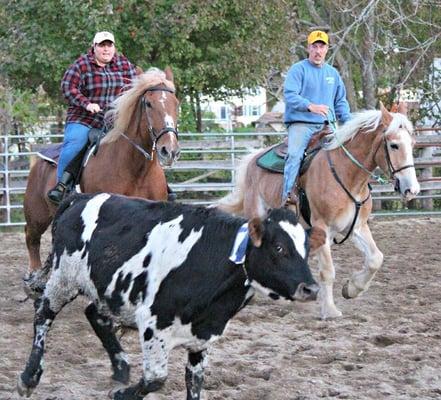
[159,92,167,109]
[279,221,307,259]
[392,129,420,198]
[81,193,111,242]
[164,114,175,129]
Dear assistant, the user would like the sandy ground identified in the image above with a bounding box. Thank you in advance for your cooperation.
[1,216,441,400]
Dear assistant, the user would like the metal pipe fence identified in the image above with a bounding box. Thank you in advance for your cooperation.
[1,130,440,227]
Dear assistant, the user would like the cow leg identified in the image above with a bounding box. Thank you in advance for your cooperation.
[315,240,342,319]
[185,350,207,400]
[84,302,130,384]
[342,222,384,299]
[17,291,75,397]
[112,324,168,400]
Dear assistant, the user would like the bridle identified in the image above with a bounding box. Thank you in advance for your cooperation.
[122,85,179,161]
[327,125,414,244]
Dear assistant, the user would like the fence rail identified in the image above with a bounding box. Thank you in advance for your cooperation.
[1,128,440,227]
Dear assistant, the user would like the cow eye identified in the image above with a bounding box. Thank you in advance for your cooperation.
[389,143,399,150]
[275,244,284,254]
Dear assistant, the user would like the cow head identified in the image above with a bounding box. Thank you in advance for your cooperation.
[246,208,323,302]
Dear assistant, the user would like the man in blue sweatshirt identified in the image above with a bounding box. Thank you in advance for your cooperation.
[282,30,351,206]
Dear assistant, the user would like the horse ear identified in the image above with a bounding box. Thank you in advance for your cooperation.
[164,66,174,82]
[135,66,143,76]
[248,217,264,248]
[380,101,393,127]
[396,102,408,116]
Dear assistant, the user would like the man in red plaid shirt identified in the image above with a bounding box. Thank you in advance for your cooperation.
[48,31,137,204]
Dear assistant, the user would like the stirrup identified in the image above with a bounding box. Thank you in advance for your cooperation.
[47,183,67,205]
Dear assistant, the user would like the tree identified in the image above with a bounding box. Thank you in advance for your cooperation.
[1,0,297,131]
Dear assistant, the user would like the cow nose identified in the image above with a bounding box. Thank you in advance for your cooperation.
[294,282,320,302]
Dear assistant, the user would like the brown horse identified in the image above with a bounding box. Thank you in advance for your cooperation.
[24,67,180,292]
[218,104,420,319]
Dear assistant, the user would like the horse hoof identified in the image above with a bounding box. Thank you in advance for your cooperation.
[320,307,343,320]
[342,281,351,299]
[17,375,33,397]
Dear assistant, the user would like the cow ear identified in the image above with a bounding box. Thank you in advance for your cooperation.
[164,66,174,82]
[308,227,326,251]
[248,217,264,248]
[380,101,393,127]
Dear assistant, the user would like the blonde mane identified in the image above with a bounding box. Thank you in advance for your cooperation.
[325,110,413,150]
[103,68,175,143]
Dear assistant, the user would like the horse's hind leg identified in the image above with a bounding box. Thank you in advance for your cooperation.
[316,238,342,319]
[85,302,130,384]
[342,222,383,299]
[25,219,51,272]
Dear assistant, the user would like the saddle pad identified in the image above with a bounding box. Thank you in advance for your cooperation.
[256,145,285,173]
[36,143,63,165]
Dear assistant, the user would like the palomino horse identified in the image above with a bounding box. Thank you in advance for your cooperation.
[23,67,180,293]
[218,104,420,319]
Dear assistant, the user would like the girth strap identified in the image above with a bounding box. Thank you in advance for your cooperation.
[326,151,371,245]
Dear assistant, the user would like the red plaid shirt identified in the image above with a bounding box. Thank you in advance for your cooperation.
[61,48,137,128]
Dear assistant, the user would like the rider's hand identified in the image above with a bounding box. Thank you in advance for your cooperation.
[86,103,101,114]
[307,104,329,117]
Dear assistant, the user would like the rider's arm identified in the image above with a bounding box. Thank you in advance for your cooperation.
[284,64,311,112]
[60,61,91,110]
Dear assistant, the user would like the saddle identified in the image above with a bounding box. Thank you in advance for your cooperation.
[256,123,333,226]
[256,123,333,175]
[37,128,106,184]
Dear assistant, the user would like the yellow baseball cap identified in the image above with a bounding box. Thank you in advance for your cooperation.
[307,30,329,45]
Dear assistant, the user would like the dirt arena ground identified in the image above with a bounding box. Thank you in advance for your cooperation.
[1,216,441,400]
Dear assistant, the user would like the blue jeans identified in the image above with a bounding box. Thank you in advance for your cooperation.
[282,122,323,202]
[56,123,90,181]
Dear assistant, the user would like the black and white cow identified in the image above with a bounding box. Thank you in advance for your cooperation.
[18,193,324,400]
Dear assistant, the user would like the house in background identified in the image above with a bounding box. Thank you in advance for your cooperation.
[200,87,267,130]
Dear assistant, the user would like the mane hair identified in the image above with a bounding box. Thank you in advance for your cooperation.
[102,68,175,143]
[325,109,413,150]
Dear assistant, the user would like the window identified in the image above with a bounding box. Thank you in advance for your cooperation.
[220,106,227,120]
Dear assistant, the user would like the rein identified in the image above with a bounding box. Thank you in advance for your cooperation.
[326,151,371,244]
[327,123,414,244]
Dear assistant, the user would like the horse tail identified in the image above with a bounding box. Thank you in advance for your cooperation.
[216,151,257,215]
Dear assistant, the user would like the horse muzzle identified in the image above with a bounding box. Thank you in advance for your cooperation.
[395,177,420,202]
[157,145,180,167]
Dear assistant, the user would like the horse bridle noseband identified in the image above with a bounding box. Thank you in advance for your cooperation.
[122,86,179,161]
[328,126,414,244]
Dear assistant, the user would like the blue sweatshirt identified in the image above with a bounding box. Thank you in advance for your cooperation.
[284,59,351,124]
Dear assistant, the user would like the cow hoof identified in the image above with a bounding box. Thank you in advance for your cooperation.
[112,362,130,384]
[110,388,143,400]
[17,375,34,397]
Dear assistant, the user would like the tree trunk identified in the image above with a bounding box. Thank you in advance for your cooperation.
[360,12,377,109]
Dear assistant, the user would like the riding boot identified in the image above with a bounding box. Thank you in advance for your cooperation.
[167,184,177,202]
[283,176,300,208]
[47,171,73,205]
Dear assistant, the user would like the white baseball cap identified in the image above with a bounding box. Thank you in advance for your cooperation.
[93,31,115,45]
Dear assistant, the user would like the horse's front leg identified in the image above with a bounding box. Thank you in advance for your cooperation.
[315,237,342,319]
[185,349,207,400]
[342,222,383,299]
